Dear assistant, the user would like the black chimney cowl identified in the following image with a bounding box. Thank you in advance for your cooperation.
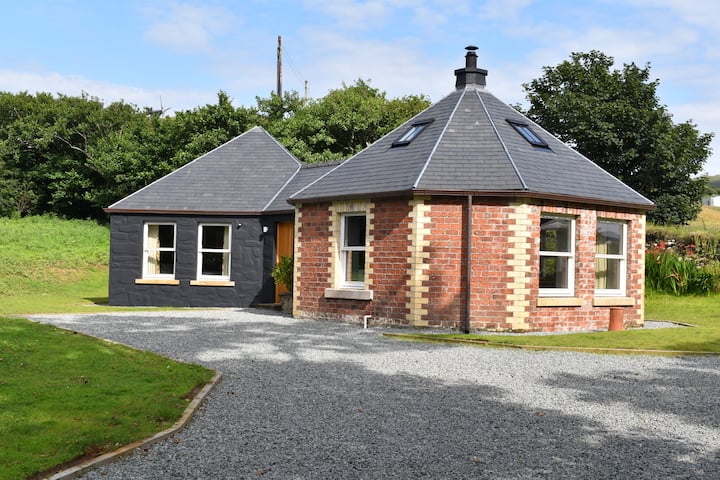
[455,45,488,89]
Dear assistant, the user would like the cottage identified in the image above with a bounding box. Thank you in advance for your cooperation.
[105,126,333,307]
[289,47,654,332]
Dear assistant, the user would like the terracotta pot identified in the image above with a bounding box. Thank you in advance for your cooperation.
[608,307,624,331]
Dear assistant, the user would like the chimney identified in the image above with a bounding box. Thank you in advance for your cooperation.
[455,45,487,89]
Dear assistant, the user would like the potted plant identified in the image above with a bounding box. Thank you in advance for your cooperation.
[271,255,294,313]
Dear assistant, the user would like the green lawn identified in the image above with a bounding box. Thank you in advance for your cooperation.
[401,293,720,353]
[0,217,215,479]
[0,317,215,480]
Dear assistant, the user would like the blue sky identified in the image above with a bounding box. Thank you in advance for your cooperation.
[2,0,720,173]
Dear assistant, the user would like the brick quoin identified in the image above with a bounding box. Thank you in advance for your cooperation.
[294,196,646,333]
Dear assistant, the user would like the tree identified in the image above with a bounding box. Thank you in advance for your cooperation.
[521,50,713,224]
[265,79,430,163]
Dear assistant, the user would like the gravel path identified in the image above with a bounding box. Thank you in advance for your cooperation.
[31,310,720,479]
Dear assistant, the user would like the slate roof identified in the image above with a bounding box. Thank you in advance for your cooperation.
[107,126,311,215]
[290,49,653,210]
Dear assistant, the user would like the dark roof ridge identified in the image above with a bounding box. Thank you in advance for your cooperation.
[412,88,467,189]
[300,159,345,169]
[473,89,528,190]
[107,125,274,210]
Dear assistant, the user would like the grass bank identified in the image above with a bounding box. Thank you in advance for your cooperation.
[0,217,215,478]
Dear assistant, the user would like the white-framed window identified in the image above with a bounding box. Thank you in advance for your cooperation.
[595,219,627,296]
[197,224,231,280]
[539,215,575,296]
[143,223,175,278]
[340,214,366,288]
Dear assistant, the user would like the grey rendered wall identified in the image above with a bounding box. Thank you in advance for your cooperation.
[108,213,290,307]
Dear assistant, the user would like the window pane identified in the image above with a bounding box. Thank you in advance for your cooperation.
[540,217,570,252]
[597,221,622,255]
[147,224,160,248]
[596,258,621,290]
[540,256,569,289]
[158,251,175,275]
[345,216,366,247]
[202,226,228,249]
[158,224,174,248]
[345,251,365,282]
[202,252,228,276]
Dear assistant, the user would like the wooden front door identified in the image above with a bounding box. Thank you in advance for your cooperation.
[275,221,294,302]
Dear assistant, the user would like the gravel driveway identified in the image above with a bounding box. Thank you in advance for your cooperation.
[31,309,720,479]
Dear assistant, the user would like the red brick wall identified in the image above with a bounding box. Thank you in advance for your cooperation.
[467,200,527,330]
[294,199,414,324]
[367,199,413,323]
[293,202,334,317]
[294,197,646,332]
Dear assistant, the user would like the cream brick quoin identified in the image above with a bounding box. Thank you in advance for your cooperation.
[504,202,534,330]
[406,197,432,327]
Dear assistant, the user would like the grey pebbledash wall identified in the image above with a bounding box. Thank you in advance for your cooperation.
[108,213,291,307]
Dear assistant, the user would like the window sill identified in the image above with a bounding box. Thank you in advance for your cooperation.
[135,278,180,285]
[324,288,373,301]
[536,297,583,307]
[190,280,235,287]
[593,296,635,307]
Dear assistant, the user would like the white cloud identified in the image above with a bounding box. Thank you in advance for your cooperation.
[141,1,238,53]
[302,0,393,29]
[478,0,534,19]
[0,68,215,113]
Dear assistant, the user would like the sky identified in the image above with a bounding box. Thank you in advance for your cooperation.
[2,0,720,173]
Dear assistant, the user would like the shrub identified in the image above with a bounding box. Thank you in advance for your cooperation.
[645,249,720,295]
[271,256,294,292]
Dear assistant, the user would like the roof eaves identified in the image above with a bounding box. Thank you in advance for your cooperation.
[103,207,276,216]
[412,188,655,211]
[288,188,414,205]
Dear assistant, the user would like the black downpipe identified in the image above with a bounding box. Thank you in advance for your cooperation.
[464,195,472,334]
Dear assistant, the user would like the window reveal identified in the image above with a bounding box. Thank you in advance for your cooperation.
[539,215,575,296]
[143,223,175,278]
[198,224,231,279]
[595,220,627,295]
[341,214,366,287]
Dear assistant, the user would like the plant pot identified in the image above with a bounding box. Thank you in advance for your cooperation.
[279,292,293,314]
[608,307,624,331]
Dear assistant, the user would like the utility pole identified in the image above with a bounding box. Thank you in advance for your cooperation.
[304,80,308,101]
[276,35,283,97]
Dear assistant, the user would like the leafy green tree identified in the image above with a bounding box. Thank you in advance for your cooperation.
[521,51,713,224]
[163,91,262,167]
[265,79,430,163]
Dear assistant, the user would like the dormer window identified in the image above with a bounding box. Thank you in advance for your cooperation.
[507,120,548,148]
[393,119,434,147]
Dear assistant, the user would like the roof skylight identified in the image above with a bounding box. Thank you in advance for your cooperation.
[507,120,548,148]
[392,119,434,147]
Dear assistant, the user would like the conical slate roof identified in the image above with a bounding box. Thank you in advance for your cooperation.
[107,126,307,214]
[290,48,653,210]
